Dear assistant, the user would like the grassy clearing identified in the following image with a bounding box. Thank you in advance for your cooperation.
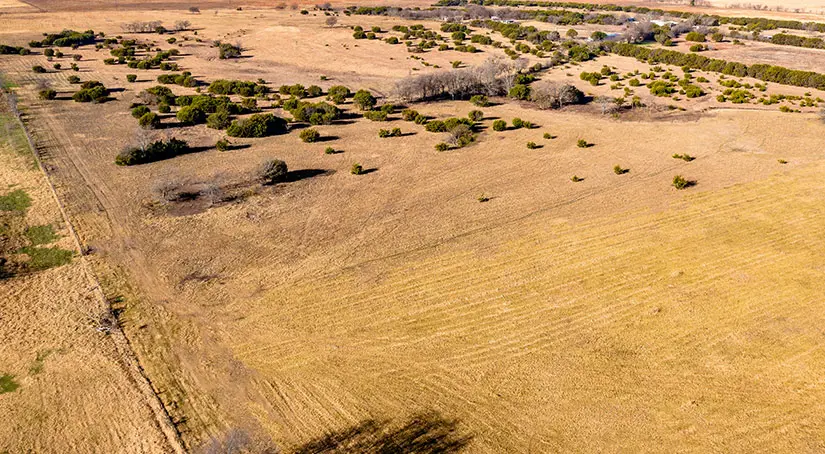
[24,224,58,245]
[18,246,72,270]
[0,189,31,212]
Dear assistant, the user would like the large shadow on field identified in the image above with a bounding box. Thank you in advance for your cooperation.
[293,412,471,454]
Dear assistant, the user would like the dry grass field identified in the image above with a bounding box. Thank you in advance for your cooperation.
[0,97,175,452]
[2,1,825,453]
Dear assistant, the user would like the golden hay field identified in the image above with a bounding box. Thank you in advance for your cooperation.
[2,2,825,453]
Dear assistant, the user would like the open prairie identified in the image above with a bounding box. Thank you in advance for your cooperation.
[2,1,825,453]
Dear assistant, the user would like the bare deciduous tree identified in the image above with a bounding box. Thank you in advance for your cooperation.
[325,16,337,27]
[531,81,583,109]
[174,20,191,31]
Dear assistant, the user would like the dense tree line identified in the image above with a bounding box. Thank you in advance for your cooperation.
[0,44,30,55]
[208,79,268,97]
[444,0,825,32]
[770,33,825,50]
[29,30,97,48]
[604,42,825,90]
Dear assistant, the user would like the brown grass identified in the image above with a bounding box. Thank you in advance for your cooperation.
[3,4,825,452]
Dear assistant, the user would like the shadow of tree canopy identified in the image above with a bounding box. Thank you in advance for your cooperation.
[293,412,471,454]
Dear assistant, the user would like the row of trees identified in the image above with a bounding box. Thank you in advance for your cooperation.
[604,42,825,90]
[451,0,825,32]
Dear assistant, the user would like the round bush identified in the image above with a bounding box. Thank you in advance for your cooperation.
[176,105,206,125]
[299,128,320,143]
[492,120,507,131]
[126,74,137,83]
[131,105,151,118]
[258,159,288,184]
[138,112,160,129]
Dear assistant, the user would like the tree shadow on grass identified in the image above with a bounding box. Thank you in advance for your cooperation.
[293,412,471,454]
[282,168,332,183]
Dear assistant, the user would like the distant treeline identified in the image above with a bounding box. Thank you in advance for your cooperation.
[436,0,825,33]
[603,42,825,90]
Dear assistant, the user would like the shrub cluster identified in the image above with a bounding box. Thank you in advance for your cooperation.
[209,79,268,97]
[0,44,29,55]
[30,29,96,48]
[115,138,188,166]
[326,85,351,104]
[226,114,288,137]
[72,81,108,103]
[283,99,341,125]
[157,71,197,87]
[424,117,473,133]
[378,128,402,137]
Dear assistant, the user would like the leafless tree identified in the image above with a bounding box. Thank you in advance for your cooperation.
[325,16,337,27]
[188,6,200,14]
[594,96,616,115]
[174,20,191,31]
[290,3,298,10]
[445,124,471,146]
[624,21,654,43]
[531,81,583,109]
[122,20,164,33]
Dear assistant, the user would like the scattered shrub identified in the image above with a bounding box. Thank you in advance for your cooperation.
[672,175,692,189]
[577,139,589,148]
[72,81,108,102]
[38,89,57,100]
[468,110,483,121]
[258,159,288,184]
[32,65,47,73]
[402,109,419,121]
[138,112,160,129]
[307,85,323,97]
[207,110,231,129]
[299,128,321,142]
[218,42,242,59]
[324,146,337,154]
[613,165,629,175]
[526,141,538,149]
[350,162,364,175]
[364,110,389,121]
[434,142,449,151]
[672,153,695,162]
[470,94,489,107]
[176,105,206,125]
[353,89,376,110]
[216,139,230,151]
[126,74,137,83]
[158,103,171,113]
[511,118,524,129]
[327,85,350,104]
[67,75,80,84]
[571,175,583,182]
[492,119,507,131]
[131,105,151,118]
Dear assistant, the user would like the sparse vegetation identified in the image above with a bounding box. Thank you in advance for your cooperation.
[672,175,693,189]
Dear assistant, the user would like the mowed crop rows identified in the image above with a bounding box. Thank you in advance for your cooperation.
[229,161,825,452]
